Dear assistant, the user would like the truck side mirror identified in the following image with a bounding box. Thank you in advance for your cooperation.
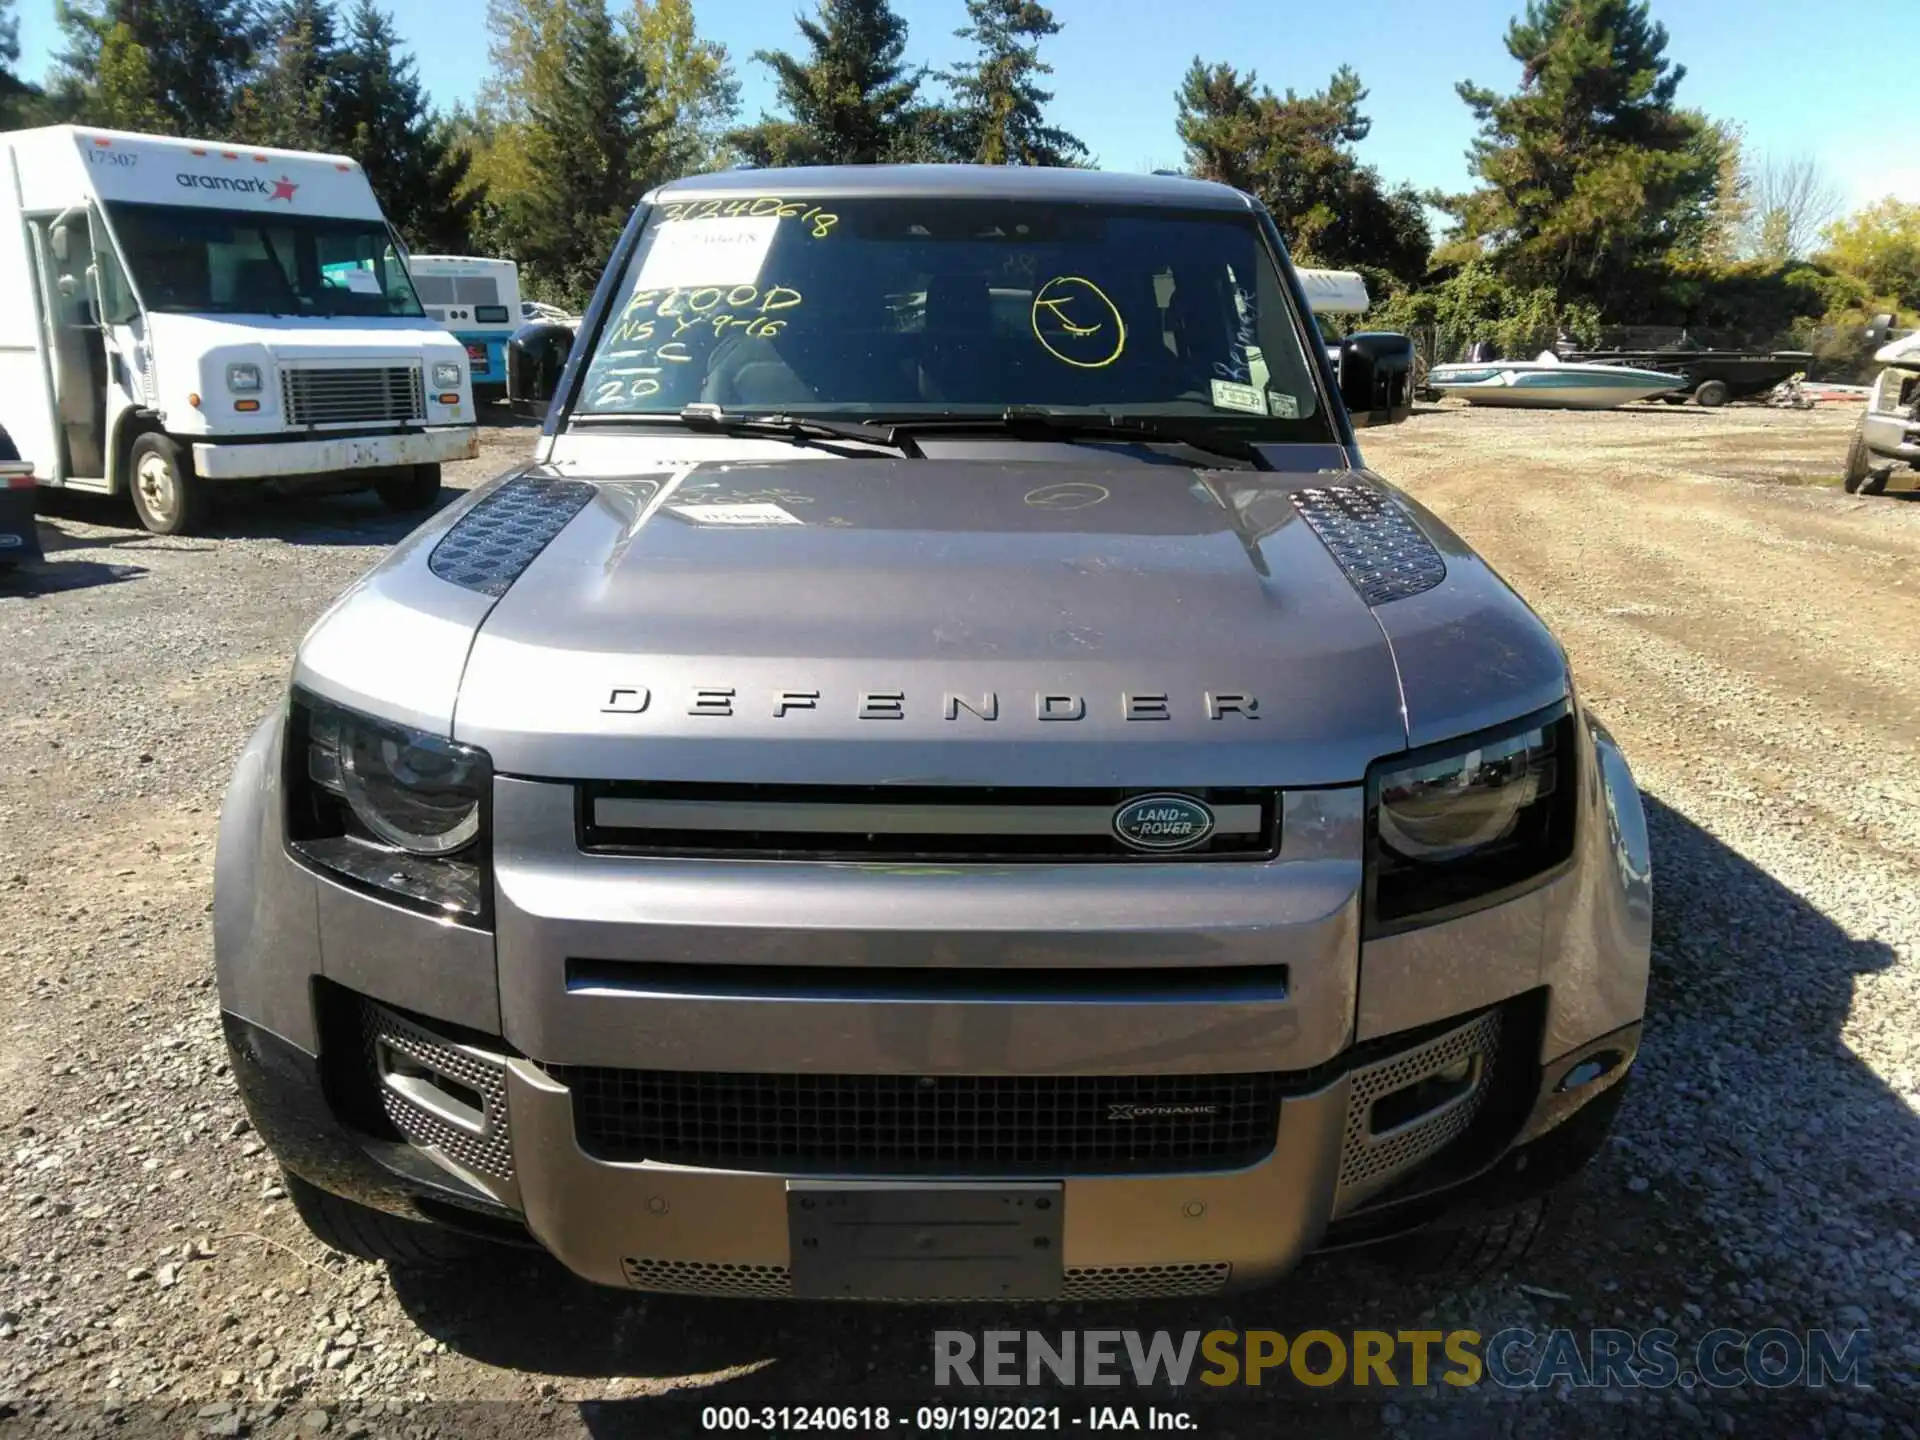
[1339,331,1415,428]
[508,321,576,420]
[50,224,70,265]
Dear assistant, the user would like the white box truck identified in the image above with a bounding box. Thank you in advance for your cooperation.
[0,126,479,534]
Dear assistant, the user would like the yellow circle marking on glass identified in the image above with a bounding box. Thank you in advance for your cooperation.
[1031,276,1127,369]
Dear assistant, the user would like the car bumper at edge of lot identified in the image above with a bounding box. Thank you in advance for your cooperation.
[191,426,481,482]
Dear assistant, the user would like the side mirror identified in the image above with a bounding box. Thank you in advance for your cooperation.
[1339,331,1415,428]
[508,321,576,420]
[50,224,71,265]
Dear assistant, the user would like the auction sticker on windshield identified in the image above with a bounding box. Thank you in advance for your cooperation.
[636,216,779,291]
[1210,378,1269,416]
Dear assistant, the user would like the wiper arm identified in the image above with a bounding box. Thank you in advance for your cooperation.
[671,403,924,457]
[892,408,1270,469]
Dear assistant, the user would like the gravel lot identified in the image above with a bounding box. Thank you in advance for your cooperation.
[0,404,1915,1439]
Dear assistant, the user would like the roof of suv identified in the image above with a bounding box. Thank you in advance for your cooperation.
[645,164,1258,211]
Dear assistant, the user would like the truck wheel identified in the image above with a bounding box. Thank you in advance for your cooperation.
[1692,379,1730,408]
[375,464,442,513]
[284,1172,488,1268]
[129,433,209,536]
[1843,420,1891,496]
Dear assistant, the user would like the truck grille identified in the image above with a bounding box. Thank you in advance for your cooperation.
[579,783,1278,862]
[281,365,424,427]
[541,1068,1283,1175]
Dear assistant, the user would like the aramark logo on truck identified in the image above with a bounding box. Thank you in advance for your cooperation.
[175,172,300,202]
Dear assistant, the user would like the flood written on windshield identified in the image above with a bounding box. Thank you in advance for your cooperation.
[574,194,1333,440]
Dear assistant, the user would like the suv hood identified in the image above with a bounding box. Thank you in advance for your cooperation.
[452,459,1415,788]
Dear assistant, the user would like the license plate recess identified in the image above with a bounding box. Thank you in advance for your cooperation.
[787,1181,1064,1301]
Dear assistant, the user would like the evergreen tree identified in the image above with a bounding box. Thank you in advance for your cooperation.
[728,0,922,167]
[1175,60,1430,287]
[1442,0,1722,312]
[946,0,1083,166]
[333,0,475,251]
[479,0,665,303]
[630,0,740,173]
[57,0,263,134]
[0,0,47,127]
[231,0,340,152]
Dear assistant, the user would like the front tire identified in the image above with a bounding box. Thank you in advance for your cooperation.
[128,433,210,536]
[375,463,442,513]
[1843,420,1892,496]
[284,1172,488,1267]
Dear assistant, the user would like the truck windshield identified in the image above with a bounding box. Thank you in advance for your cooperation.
[104,202,424,318]
[574,195,1333,441]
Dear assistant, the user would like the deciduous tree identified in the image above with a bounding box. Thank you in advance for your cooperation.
[1817,198,1920,310]
[1742,151,1843,264]
[630,0,740,173]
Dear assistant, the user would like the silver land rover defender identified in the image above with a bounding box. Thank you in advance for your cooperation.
[214,166,1651,1302]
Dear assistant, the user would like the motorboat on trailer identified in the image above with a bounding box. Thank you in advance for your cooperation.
[1427,350,1685,409]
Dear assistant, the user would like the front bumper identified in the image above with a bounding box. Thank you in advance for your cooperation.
[1863,412,1920,466]
[215,709,1652,1299]
[190,425,479,481]
[227,997,1639,1298]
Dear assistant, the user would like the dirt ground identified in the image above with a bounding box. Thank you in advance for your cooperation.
[0,403,1915,1440]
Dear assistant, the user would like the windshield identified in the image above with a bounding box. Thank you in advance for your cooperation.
[574,195,1332,441]
[105,202,423,318]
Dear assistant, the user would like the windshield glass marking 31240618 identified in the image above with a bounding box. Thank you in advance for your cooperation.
[573,195,1329,444]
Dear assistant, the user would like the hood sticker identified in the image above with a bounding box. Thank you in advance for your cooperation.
[666,501,803,527]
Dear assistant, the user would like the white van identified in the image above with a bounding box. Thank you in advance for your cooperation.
[406,255,520,404]
[0,126,478,534]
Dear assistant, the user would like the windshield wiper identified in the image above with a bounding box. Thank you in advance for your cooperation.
[890,408,1272,469]
[571,404,922,457]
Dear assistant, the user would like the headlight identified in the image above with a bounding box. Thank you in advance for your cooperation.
[1367,703,1577,933]
[285,689,490,921]
[432,362,463,390]
[226,362,262,393]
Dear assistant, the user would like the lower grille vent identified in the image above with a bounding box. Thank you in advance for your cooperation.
[359,1000,513,1183]
[616,1260,1233,1301]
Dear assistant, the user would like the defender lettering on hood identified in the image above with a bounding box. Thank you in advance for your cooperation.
[598,685,1261,722]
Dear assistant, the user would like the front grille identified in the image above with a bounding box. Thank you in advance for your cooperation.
[544,1068,1283,1176]
[580,782,1278,862]
[281,365,424,426]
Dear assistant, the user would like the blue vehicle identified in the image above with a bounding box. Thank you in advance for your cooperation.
[406,255,521,404]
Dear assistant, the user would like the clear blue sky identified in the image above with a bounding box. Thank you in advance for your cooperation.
[16,0,1915,210]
